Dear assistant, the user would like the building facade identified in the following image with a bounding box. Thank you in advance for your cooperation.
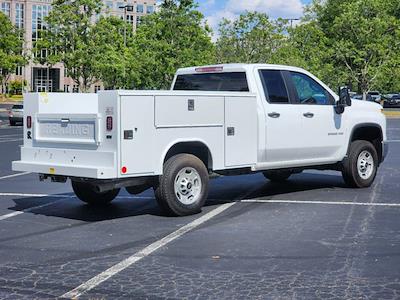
[0,0,156,93]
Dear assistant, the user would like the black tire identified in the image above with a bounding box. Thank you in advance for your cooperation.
[9,120,15,126]
[263,170,292,182]
[154,154,209,216]
[71,181,120,205]
[342,140,378,188]
[125,184,150,195]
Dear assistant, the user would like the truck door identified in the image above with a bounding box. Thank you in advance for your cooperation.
[259,69,304,165]
[287,71,346,161]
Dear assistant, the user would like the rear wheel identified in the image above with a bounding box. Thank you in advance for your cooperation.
[72,181,120,205]
[154,154,209,216]
[342,140,378,188]
[263,170,292,182]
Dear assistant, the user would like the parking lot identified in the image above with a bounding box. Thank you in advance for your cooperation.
[0,119,399,299]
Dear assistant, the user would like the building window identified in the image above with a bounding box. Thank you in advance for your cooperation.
[94,85,101,93]
[32,4,51,57]
[15,3,24,29]
[15,66,23,76]
[0,2,10,17]
[117,2,124,10]
[126,14,134,25]
[63,84,70,93]
[136,16,142,27]
[146,5,154,14]
[136,4,143,13]
[72,85,79,93]
[106,1,113,10]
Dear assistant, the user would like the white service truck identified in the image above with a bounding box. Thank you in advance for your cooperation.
[12,64,388,216]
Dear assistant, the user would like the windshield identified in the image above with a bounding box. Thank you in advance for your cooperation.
[173,72,249,92]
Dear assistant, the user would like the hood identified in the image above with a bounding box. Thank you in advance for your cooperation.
[350,98,382,111]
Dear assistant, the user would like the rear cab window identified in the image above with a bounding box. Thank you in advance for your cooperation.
[12,105,23,109]
[173,72,249,92]
[259,70,290,104]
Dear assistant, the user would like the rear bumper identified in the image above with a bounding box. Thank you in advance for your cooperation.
[12,147,117,179]
[12,161,115,179]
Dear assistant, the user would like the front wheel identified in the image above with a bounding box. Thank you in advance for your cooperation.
[342,140,378,188]
[72,181,120,205]
[154,154,209,216]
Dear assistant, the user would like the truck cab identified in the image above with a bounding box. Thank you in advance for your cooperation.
[13,64,388,216]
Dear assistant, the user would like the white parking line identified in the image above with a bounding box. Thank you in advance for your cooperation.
[388,140,400,143]
[0,138,23,143]
[0,134,22,138]
[61,202,236,299]
[0,192,154,200]
[241,199,400,207]
[0,172,30,180]
[0,199,68,221]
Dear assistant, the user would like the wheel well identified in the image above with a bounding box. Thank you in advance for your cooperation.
[164,142,213,170]
[350,125,383,162]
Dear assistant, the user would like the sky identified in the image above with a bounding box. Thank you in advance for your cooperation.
[196,0,312,36]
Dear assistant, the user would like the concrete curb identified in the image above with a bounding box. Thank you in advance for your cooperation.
[383,111,400,118]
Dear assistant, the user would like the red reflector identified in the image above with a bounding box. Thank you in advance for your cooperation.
[121,166,127,174]
[106,116,113,131]
[195,66,223,73]
[27,116,32,129]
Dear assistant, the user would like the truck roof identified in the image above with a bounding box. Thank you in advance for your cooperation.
[175,63,308,75]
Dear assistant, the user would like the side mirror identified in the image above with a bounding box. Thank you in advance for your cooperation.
[335,86,352,114]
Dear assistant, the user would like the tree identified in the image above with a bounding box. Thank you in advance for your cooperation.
[0,12,26,95]
[216,12,288,64]
[92,16,139,89]
[36,0,103,92]
[134,0,215,89]
[306,0,400,96]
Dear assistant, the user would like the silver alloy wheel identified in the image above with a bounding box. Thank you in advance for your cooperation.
[174,167,202,205]
[357,150,374,180]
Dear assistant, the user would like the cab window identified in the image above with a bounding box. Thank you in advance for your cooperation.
[289,72,333,105]
[259,70,290,104]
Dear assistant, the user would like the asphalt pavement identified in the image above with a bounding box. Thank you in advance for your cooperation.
[0,120,399,299]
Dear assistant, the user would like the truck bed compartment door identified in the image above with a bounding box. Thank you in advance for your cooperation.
[120,96,155,176]
[224,96,257,167]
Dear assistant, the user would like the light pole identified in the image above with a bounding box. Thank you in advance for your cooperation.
[118,4,134,88]
[118,4,134,48]
[283,18,300,28]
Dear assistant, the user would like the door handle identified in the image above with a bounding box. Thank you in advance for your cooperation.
[268,112,280,118]
[303,112,314,118]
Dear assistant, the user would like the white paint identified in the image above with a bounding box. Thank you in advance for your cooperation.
[0,192,153,200]
[388,140,400,143]
[241,199,400,207]
[0,134,23,138]
[61,202,236,299]
[0,192,73,198]
[0,172,30,180]
[0,199,67,221]
[0,138,23,143]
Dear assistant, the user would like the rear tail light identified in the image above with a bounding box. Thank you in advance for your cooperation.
[27,116,32,129]
[106,116,113,131]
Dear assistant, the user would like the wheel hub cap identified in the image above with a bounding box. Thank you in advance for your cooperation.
[357,150,374,180]
[174,167,202,205]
